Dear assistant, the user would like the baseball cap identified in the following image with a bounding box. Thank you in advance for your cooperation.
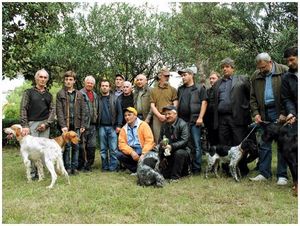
[162,105,177,113]
[115,73,125,80]
[124,107,137,116]
[178,68,194,75]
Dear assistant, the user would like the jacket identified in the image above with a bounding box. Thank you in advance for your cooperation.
[158,117,190,158]
[80,88,99,128]
[250,62,288,120]
[177,84,207,123]
[212,75,251,129]
[133,85,153,121]
[98,92,123,128]
[118,118,155,155]
[56,88,87,130]
[281,70,298,116]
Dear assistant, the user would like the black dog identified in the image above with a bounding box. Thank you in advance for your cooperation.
[136,151,165,187]
[262,122,298,195]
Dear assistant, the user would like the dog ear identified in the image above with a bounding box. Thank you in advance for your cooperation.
[15,127,22,138]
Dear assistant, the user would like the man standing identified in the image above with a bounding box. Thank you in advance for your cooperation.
[117,107,155,173]
[114,73,125,97]
[20,68,55,178]
[133,74,153,124]
[150,67,178,144]
[177,68,207,174]
[118,81,134,125]
[212,58,252,176]
[98,80,123,172]
[158,105,191,181]
[56,70,87,175]
[205,71,220,146]
[78,75,99,172]
[249,52,288,184]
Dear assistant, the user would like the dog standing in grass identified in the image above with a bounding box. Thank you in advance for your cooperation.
[4,124,79,188]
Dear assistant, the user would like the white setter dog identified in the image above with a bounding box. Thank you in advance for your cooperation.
[4,124,79,188]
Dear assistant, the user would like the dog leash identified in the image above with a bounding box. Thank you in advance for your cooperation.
[240,123,258,144]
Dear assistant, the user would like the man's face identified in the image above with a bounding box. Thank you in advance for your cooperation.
[221,64,234,78]
[257,60,272,75]
[135,75,147,88]
[123,83,132,95]
[160,72,170,83]
[84,79,95,91]
[209,74,219,86]
[64,76,76,89]
[36,71,48,88]
[124,111,137,125]
[164,110,177,124]
[286,56,298,71]
[115,76,124,88]
[100,81,111,94]
[181,72,193,85]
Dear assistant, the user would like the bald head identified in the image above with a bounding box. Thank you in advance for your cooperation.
[135,74,147,88]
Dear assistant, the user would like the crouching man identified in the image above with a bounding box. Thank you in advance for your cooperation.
[117,107,155,173]
[158,105,191,182]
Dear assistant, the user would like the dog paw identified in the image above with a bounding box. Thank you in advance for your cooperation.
[46,185,53,189]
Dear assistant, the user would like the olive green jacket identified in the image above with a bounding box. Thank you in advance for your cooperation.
[250,62,288,120]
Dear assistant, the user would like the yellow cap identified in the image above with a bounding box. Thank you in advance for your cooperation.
[125,107,137,116]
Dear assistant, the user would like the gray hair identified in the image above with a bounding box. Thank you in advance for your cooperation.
[123,81,132,88]
[135,74,147,80]
[84,75,96,84]
[220,58,235,68]
[34,69,49,80]
[255,52,271,63]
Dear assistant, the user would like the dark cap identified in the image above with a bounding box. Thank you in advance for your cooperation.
[162,105,177,113]
[178,68,194,75]
[115,73,125,80]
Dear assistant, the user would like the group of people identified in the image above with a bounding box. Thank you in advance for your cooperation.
[20,47,298,184]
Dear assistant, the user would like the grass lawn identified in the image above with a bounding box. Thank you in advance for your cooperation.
[2,146,298,224]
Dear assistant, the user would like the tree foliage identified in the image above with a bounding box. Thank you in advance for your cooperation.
[2,2,298,83]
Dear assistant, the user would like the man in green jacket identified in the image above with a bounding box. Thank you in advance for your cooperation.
[249,52,289,185]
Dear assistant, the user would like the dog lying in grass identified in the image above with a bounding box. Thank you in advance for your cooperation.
[262,121,298,196]
[205,139,257,182]
[136,151,165,187]
[4,124,79,188]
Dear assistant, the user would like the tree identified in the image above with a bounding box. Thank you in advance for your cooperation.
[2,2,76,80]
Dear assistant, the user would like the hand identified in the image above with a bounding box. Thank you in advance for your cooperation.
[254,114,262,124]
[80,128,85,134]
[130,151,140,161]
[278,114,287,123]
[195,117,203,126]
[22,127,30,136]
[139,154,145,161]
[115,127,121,134]
[158,114,166,122]
[286,113,296,124]
[36,123,46,132]
[62,127,68,133]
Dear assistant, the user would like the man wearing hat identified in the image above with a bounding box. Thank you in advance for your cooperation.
[158,105,191,181]
[211,57,252,176]
[117,107,155,173]
[177,68,208,175]
[114,73,125,97]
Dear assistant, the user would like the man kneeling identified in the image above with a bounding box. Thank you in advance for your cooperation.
[117,107,155,173]
[158,105,191,182]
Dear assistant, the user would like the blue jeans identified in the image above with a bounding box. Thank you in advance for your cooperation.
[116,151,139,173]
[99,126,119,171]
[190,124,202,173]
[63,129,80,170]
[258,107,287,179]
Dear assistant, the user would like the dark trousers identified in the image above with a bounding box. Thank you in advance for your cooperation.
[218,113,249,175]
[116,151,139,173]
[161,149,190,179]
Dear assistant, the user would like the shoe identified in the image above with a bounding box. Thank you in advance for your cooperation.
[277,177,288,186]
[71,169,79,175]
[130,172,137,176]
[249,174,267,181]
[67,169,72,175]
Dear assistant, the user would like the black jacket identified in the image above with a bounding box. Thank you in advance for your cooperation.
[178,84,207,123]
[281,70,298,116]
[158,117,190,158]
[212,75,251,129]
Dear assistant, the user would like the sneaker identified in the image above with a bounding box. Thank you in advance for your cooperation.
[249,174,267,181]
[130,172,137,176]
[277,177,288,186]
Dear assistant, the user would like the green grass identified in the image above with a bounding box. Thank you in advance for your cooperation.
[2,147,298,224]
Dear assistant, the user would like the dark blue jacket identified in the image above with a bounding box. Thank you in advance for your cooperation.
[281,70,298,116]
